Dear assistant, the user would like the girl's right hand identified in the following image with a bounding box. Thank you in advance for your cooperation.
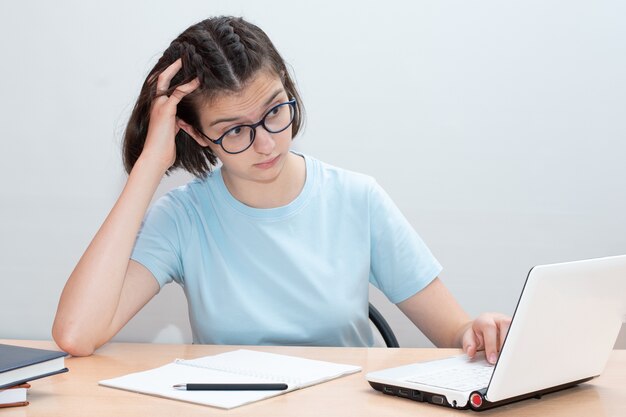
[141,58,200,172]
[53,60,200,357]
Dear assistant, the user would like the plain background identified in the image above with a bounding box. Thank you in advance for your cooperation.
[1,1,624,348]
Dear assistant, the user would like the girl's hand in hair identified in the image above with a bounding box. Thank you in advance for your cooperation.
[141,59,200,172]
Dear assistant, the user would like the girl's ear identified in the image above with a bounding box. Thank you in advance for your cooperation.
[177,118,210,147]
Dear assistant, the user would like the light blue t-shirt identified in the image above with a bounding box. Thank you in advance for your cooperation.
[131,153,442,346]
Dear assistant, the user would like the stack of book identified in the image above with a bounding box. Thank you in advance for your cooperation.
[0,383,30,408]
[0,344,68,408]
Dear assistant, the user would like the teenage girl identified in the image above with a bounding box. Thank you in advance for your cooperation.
[53,16,510,361]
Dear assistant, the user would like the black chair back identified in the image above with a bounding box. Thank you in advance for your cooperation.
[368,303,399,348]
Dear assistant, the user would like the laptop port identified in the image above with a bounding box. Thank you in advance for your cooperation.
[398,389,410,397]
[383,386,394,394]
[412,390,423,401]
[431,395,445,405]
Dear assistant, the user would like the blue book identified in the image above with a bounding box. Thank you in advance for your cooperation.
[0,344,68,389]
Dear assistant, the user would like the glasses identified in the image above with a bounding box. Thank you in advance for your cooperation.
[198,99,297,154]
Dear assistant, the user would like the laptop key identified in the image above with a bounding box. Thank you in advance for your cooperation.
[406,364,494,392]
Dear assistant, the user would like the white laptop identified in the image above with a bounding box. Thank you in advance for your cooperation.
[366,255,626,411]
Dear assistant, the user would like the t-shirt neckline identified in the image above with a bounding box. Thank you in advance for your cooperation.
[213,152,315,220]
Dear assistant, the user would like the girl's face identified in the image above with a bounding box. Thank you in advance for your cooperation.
[193,71,294,187]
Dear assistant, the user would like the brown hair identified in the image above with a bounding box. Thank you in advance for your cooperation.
[123,16,304,177]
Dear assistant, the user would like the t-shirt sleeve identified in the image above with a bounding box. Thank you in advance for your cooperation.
[368,180,442,303]
[130,194,186,288]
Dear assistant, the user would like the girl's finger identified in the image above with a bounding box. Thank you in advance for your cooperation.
[463,329,478,359]
[167,78,201,106]
[497,316,512,351]
[156,58,183,94]
[478,321,499,364]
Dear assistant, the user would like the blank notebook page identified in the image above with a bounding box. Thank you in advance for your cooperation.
[99,349,361,409]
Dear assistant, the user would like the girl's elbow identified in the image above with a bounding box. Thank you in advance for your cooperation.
[52,324,96,357]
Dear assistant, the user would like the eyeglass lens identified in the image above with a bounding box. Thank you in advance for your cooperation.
[220,102,295,154]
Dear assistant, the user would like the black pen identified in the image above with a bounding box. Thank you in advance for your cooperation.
[173,383,289,391]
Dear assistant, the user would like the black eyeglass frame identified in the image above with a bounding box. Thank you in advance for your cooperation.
[197,98,297,155]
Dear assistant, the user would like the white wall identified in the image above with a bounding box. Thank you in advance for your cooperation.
[1,0,624,348]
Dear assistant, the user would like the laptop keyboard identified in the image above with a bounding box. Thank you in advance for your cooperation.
[406,361,494,392]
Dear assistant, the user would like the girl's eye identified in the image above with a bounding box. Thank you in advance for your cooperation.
[267,106,280,118]
[225,126,243,137]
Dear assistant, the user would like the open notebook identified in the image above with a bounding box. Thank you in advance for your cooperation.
[99,349,361,409]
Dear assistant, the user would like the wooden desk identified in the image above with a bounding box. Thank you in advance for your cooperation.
[2,340,625,417]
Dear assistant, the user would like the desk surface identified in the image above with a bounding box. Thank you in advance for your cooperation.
[1,340,624,417]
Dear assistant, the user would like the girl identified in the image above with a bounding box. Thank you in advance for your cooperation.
[53,16,510,362]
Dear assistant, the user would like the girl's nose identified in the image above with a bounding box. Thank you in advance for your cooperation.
[252,127,276,154]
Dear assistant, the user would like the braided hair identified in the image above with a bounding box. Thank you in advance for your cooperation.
[123,16,304,177]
